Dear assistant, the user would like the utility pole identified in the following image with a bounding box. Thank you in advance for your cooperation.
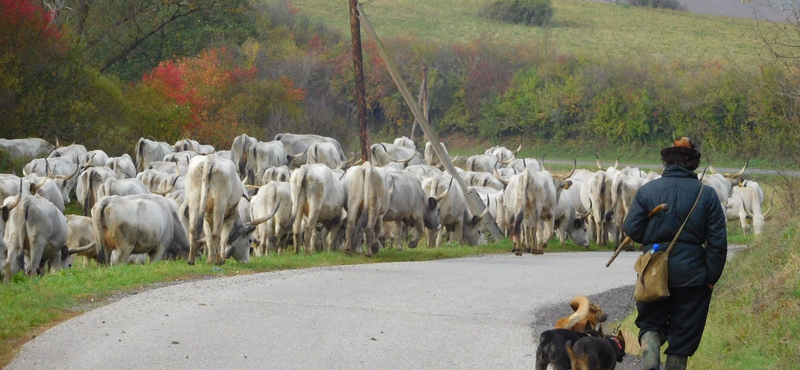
[349,0,370,162]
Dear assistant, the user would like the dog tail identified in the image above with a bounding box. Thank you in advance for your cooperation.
[566,295,591,331]
[565,340,577,363]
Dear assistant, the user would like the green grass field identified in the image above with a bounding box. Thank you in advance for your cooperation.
[288,0,765,66]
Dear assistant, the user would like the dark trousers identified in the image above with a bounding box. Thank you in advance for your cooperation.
[636,285,714,356]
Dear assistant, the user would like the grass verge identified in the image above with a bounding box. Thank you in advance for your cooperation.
[610,215,799,368]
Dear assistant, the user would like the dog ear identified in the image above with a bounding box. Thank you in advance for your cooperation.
[584,321,592,333]
[596,323,605,337]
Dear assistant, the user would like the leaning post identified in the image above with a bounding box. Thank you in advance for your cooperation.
[356,4,504,241]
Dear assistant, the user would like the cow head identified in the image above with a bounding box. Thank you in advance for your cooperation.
[568,212,590,247]
[461,203,491,246]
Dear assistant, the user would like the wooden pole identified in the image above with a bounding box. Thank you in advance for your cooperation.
[357,4,503,241]
[422,65,428,140]
[349,0,370,162]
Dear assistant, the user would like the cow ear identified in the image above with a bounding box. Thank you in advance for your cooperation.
[2,206,8,222]
[60,245,69,261]
[470,215,480,225]
[286,155,292,164]
[573,218,583,229]
[428,197,437,209]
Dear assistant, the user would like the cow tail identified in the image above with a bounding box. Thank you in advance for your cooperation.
[291,167,307,237]
[83,170,94,216]
[196,159,213,236]
[19,199,30,272]
[95,199,112,265]
[136,138,145,173]
[364,161,377,229]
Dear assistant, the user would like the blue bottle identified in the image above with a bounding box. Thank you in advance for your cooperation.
[650,243,660,254]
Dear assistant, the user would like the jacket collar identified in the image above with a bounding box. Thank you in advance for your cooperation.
[662,165,698,179]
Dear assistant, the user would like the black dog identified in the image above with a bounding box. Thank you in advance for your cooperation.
[565,328,626,370]
[535,323,599,370]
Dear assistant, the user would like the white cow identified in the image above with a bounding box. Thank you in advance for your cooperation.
[80,150,109,168]
[76,167,118,216]
[96,177,149,199]
[250,182,293,255]
[3,193,69,281]
[106,154,137,179]
[422,175,488,248]
[381,171,443,250]
[725,186,772,235]
[245,141,289,185]
[393,136,415,149]
[135,138,173,173]
[91,195,186,266]
[48,143,87,164]
[290,163,347,254]
[0,138,54,160]
[185,155,268,264]
[231,134,258,179]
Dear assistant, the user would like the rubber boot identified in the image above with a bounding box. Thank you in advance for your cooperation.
[640,331,662,370]
[665,354,688,370]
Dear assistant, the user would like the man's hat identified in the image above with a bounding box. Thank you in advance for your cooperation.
[660,137,701,159]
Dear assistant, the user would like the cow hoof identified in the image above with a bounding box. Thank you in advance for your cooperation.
[187,260,195,266]
[371,244,380,255]
[525,248,531,253]
[408,241,418,249]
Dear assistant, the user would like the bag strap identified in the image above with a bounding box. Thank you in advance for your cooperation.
[664,184,704,261]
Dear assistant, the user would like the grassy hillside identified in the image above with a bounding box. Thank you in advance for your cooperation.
[287,0,765,66]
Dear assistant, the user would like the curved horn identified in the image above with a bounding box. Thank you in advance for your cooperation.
[246,199,281,226]
[68,241,97,255]
[245,184,261,190]
[540,154,547,172]
[493,170,509,185]
[743,198,755,218]
[477,200,490,219]
[30,174,48,193]
[432,177,453,202]
[565,158,577,179]
[577,205,592,219]
[50,165,81,181]
[594,154,603,170]
[292,146,310,159]
[514,144,522,155]
[762,195,774,218]
[614,155,621,168]
[4,179,23,212]
[731,159,749,178]
[55,136,60,148]
[498,157,514,166]
[150,176,178,195]
[388,151,417,166]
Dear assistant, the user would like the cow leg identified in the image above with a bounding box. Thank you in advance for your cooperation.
[427,229,437,249]
[29,243,46,276]
[148,243,167,264]
[112,244,133,266]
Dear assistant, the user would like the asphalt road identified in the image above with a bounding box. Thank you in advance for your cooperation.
[8,251,645,370]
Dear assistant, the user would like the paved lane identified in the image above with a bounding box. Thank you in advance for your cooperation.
[8,252,641,370]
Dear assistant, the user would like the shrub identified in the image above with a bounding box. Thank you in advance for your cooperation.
[481,0,554,26]
[627,0,686,11]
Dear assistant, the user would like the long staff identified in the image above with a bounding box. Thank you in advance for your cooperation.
[605,203,669,267]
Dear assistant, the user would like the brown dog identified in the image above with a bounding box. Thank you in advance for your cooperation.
[566,327,626,370]
[555,295,608,332]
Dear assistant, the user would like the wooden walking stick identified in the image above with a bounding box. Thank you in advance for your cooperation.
[606,203,669,267]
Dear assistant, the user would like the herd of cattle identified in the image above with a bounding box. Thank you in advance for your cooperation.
[0,134,770,280]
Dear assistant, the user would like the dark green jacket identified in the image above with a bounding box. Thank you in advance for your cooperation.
[623,166,728,287]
